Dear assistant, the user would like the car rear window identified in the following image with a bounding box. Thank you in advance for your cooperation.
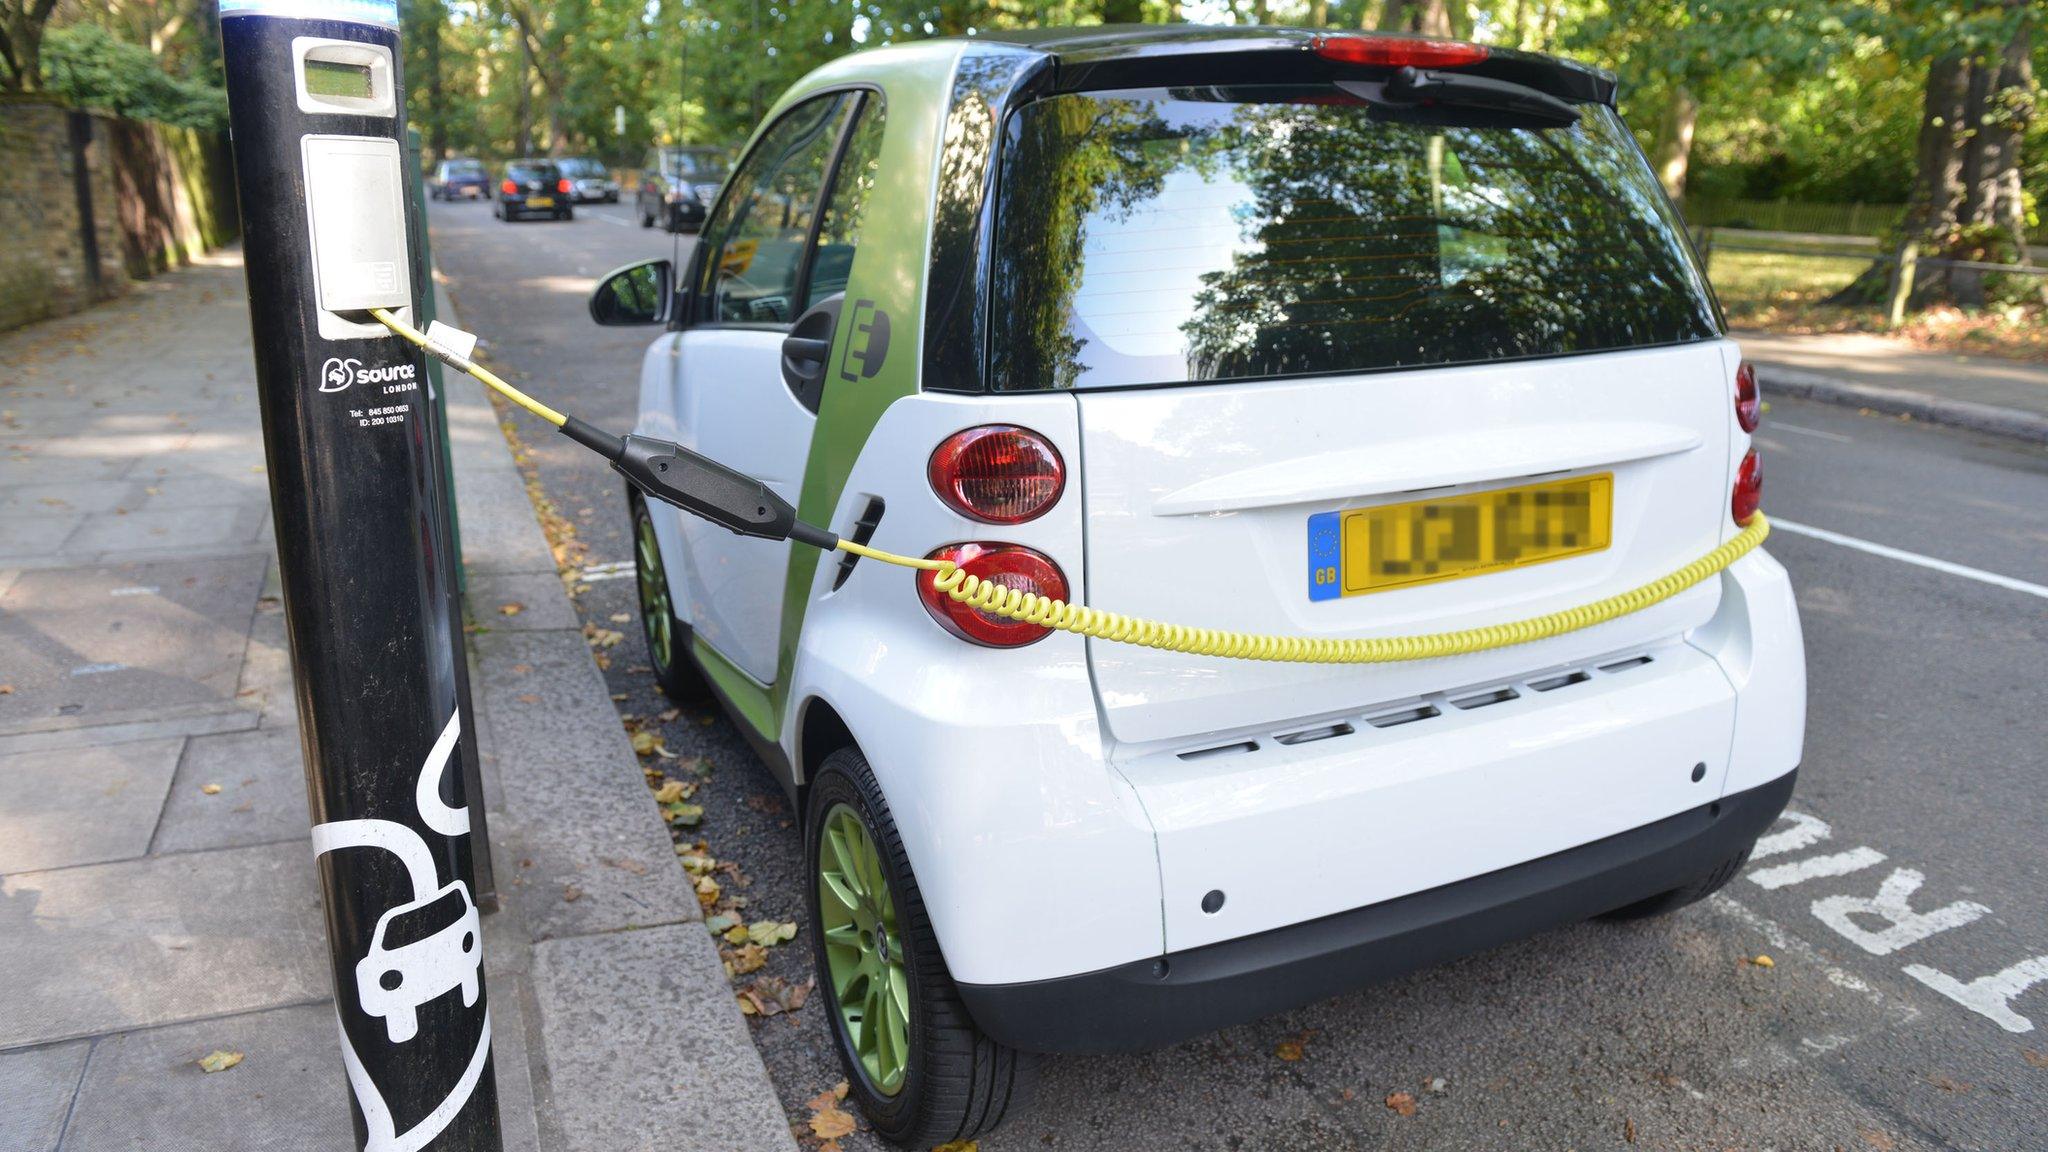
[507,163,557,181]
[447,161,484,176]
[988,86,1720,392]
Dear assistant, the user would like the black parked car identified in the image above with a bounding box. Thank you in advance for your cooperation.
[495,159,573,223]
[636,145,728,232]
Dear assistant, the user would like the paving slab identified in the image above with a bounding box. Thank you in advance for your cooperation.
[471,629,694,942]
[467,570,582,632]
[531,924,799,1152]
[0,839,330,1048]
[0,515,80,564]
[0,738,184,873]
[0,1040,89,1152]
[0,556,268,738]
[60,505,268,558]
[0,481,140,517]
[152,727,309,855]
[56,1002,352,1152]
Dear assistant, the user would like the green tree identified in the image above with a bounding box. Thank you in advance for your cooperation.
[0,0,59,90]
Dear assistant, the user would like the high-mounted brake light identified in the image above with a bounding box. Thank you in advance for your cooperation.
[1733,449,1762,526]
[918,543,1069,647]
[500,179,518,196]
[928,425,1065,524]
[1313,34,1490,68]
[1734,362,1761,433]
[557,177,572,195]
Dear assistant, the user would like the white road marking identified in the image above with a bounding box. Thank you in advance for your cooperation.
[1750,810,1831,859]
[591,213,631,227]
[1747,846,1886,890]
[1810,868,1990,956]
[1768,421,1855,443]
[579,560,635,582]
[1770,517,2048,600]
[1905,955,2048,1034]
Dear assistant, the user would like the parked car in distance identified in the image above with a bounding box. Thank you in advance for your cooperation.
[557,156,620,204]
[636,144,728,232]
[495,159,572,223]
[430,157,489,200]
[590,26,1802,1149]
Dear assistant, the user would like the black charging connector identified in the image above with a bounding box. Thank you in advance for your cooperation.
[559,416,839,550]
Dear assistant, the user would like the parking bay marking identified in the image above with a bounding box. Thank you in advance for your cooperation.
[1769,517,2048,600]
[1744,807,2047,1034]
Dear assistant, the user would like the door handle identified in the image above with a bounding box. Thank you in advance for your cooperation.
[781,335,831,364]
[779,294,844,414]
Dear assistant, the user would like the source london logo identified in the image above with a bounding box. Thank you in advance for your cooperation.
[319,357,416,394]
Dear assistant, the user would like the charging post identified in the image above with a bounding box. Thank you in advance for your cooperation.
[219,3,500,1148]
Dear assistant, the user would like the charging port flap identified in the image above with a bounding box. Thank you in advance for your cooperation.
[302,134,413,340]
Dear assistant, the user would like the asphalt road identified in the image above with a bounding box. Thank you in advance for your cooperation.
[429,196,2048,1152]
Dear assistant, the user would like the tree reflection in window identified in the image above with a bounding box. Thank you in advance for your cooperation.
[991,88,1718,391]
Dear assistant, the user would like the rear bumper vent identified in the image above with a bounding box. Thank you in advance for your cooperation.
[830,497,886,591]
[1163,652,1657,764]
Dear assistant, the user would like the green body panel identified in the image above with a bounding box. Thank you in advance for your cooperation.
[701,42,966,749]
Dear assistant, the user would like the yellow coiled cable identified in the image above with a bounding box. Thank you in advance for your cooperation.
[838,515,1770,664]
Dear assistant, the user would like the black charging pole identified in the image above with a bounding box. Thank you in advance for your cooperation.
[219,3,501,1148]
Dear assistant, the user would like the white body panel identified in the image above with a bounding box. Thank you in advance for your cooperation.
[668,328,817,683]
[1075,341,1738,745]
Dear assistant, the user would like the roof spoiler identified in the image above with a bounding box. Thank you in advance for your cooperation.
[1042,30,1615,109]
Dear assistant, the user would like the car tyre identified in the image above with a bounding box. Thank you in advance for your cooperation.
[1599,844,1753,921]
[558,207,574,221]
[640,203,655,228]
[805,746,1037,1148]
[630,492,708,703]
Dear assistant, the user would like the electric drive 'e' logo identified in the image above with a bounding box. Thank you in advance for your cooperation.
[319,357,416,394]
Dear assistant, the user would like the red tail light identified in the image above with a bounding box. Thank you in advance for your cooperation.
[928,425,1065,524]
[501,179,518,196]
[918,543,1068,647]
[1733,449,1762,526]
[1734,362,1760,433]
[1313,34,1490,68]
[557,177,572,195]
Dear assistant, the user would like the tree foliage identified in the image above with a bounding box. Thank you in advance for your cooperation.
[39,22,226,128]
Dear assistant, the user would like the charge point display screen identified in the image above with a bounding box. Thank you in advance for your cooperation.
[305,58,373,100]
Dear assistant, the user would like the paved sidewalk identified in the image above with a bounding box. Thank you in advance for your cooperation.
[0,253,795,1151]
[1735,329,2048,444]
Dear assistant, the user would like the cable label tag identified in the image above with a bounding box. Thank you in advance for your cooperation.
[424,320,478,361]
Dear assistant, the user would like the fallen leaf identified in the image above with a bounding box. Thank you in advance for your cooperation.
[722,922,750,944]
[498,602,524,616]
[678,852,718,876]
[930,1143,977,1152]
[695,875,721,909]
[657,707,680,723]
[604,856,649,876]
[1384,1090,1417,1117]
[705,910,741,934]
[200,783,223,795]
[653,780,691,804]
[1752,954,1775,968]
[562,884,583,903]
[809,1106,857,1140]
[1926,1073,1971,1093]
[197,1050,243,1073]
[663,801,703,826]
[804,1081,850,1111]
[1274,1040,1303,1062]
[609,612,632,624]
[1859,1129,1896,1151]
[747,920,798,948]
[738,975,813,1018]
[630,730,660,756]
[511,663,532,675]
[2023,1049,2048,1069]
[517,693,540,704]
[0,684,13,694]
[725,943,768,975]
[1625,1115,1637,1144]
[587,627,624,648]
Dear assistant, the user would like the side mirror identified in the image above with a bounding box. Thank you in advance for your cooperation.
[589,259,674,327]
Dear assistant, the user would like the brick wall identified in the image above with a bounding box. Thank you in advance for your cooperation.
[0,98,239,335]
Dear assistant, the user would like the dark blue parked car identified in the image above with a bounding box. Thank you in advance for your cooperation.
[430,157,489,201]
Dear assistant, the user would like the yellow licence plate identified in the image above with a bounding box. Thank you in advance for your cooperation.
[1307,474,1612,600]
[527,196,554,208]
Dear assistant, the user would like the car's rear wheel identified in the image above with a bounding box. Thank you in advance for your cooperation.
[1599,844,1754,921]
[558,207,574,221]
[806,747,1035,1147]
[631,493,707,703]
[640,202,655,228]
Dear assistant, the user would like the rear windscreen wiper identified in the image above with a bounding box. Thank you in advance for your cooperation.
[1367,66,1581,128]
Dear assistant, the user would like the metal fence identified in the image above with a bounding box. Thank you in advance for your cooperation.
[1692,228,2048,327]
[1679,196,2048,246]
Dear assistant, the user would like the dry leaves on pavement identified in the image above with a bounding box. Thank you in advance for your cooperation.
[200,783,222,795]
[748,920,798,948]
[1274,1040,1304,1062]
[498,602,523,616]
[196,1050,243,1073]
[805,1082,857,1149]
[1385,1090,1417,1117]
[736,975,813,1017]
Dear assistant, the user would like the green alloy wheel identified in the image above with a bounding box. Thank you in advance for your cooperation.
[804,747,1034,1146]
[818,802,911,1093]
[630,494,706,702]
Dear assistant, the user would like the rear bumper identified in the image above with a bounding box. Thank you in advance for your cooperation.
[958,766,1795,1054]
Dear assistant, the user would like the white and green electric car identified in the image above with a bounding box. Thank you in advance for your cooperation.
[587,26,1805,1146]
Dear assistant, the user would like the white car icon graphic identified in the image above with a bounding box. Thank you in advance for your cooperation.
[355,881,482,1044]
